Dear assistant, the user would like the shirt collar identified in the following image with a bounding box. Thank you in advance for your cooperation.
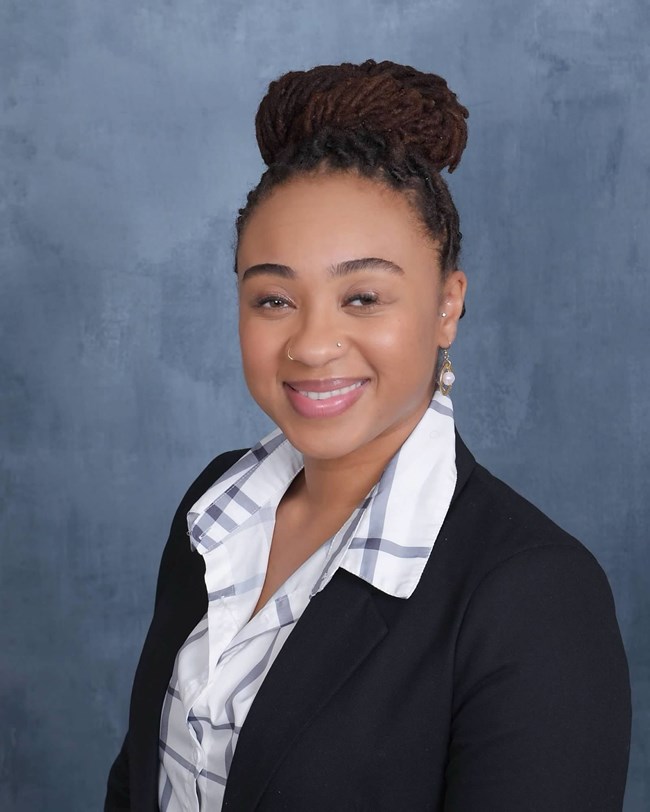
[187,389,457,599]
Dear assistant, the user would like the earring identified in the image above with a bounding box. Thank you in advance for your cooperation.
[336,341,342,348]
[438,347,456,395]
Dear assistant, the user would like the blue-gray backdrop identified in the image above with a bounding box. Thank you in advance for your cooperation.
[1,1,648,809]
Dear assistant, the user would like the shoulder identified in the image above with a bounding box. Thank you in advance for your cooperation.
[455,468,617,629]
[446,443,630,707]
[448,436,598,576]
[438,435,621,625]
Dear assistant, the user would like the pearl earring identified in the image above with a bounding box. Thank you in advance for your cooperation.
[438,347,455,395]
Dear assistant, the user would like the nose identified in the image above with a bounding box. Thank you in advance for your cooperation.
[285,307,346,367]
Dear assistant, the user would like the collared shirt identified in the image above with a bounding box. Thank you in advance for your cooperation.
[158,390,457,811]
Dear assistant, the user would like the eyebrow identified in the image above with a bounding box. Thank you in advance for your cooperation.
[240,257,405,282]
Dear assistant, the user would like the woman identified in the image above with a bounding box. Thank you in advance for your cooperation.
[105,60,631,811]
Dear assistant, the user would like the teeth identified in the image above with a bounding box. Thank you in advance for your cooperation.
[297,381,364,400]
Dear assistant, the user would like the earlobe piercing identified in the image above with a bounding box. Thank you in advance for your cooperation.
[440,312,447,318]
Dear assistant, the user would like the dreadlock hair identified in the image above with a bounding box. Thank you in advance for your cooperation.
[235,59,469,276]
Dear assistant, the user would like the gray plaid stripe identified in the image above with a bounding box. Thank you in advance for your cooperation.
[192,532,223,553]
[275,593,294,626]
[208,572,264,601]
[185,626,208,646]
[160,741,200,777]
[160,648,184,745]
[359,452,399,583]
[191,480,263,552]
[160,689,174,744]
[208,584,236,601]
[190,517,225,551]
[429,399,453,418]
[205,500,241,528]
[251,431,286,460]
[190,715,242,734]
[232,486,262,513]
[189,714,203,745]
[202,484,257,526]
[217,451,257,480]
[160,774,173,811]
[250,445,269,462]
[200,767,228,786]
[223,627,282,773]
[206,433,285,495]
[349,536,431,558]
[167,685,181,700]
[310,504,367,595]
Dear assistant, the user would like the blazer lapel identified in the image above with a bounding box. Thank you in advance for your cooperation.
[222,568,388,810]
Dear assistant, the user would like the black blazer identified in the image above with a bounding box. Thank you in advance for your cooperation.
[105,434,631,811]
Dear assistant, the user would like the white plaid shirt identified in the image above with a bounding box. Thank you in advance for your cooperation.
[158,390,457,810]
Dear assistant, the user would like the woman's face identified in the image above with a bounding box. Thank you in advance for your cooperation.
[236,171,466,463]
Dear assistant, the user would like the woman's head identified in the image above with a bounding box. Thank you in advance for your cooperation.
[235,60,469,462]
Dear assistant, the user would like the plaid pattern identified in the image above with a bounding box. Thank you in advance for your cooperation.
[158,390,457,810]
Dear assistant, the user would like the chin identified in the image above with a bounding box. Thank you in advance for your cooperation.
[278,418,374,462]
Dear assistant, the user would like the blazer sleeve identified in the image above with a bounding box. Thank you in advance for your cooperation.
[104,448,248,812]
[444,543,631,812]
[104,732,130,810]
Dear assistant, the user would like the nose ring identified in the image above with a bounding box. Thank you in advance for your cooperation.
[287,341,342,360]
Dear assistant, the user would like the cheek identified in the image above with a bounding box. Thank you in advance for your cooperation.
[365,312,436,367]
[239,318,284,392]
[239,321,265,371]
[372,317,437,394]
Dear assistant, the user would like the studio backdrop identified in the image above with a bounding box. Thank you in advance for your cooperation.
[1,1,648,809]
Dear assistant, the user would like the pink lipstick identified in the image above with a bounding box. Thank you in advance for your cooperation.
[283,378,369,418]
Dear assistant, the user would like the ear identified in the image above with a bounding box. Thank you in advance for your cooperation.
[437,270,467,348]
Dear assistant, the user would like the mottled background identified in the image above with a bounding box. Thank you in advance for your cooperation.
[1,0,648,809]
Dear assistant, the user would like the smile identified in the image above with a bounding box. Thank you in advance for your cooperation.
[283,378,369,418]
[296,381,365,400]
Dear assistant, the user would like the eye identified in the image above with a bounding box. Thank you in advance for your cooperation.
[254,295,291,309]
[345,292,380,308]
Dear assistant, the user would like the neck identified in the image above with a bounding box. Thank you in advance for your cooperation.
[288,398,431,516]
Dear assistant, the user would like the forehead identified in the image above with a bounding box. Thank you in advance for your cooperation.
[237,171,439,273]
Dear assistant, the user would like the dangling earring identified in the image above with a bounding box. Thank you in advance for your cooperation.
[438,347,456,395]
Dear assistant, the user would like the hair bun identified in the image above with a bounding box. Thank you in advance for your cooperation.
[255,59,468,173]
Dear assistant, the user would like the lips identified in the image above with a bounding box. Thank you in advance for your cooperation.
[294,381,364,400]
[283,378,369,418]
